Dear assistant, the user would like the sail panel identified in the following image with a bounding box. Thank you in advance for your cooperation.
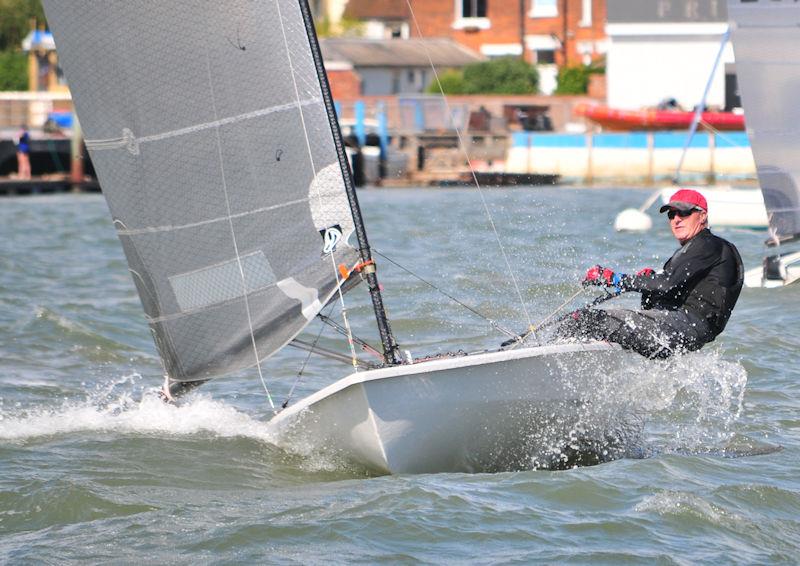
[728,0,800,245]
[43,0,360,381]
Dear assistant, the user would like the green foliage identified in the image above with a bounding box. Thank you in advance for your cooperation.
[426,69,466,95]
[554,63,605,95]
[461,57,539,95]
[0,50,27,90]
[0,0,45,51]
[316,16,364,38]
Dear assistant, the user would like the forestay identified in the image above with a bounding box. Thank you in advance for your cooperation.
[43,1,360,381]
[728,0,800,246]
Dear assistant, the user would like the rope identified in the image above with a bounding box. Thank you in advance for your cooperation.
[405,0,534,334]
[281,303,335,409]
[203,45,274,409]
[276,0,360,372]
[373,249,518,338]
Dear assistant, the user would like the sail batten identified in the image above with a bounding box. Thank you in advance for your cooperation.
[728,0,800,246]
[43,0,362,381]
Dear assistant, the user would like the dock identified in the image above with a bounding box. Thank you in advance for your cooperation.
[0,176,99,196]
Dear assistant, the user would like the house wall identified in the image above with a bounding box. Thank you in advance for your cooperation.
[356,67,432,96]
[407,0,607,67]
[606,27,733,110]
[605,1,731,110]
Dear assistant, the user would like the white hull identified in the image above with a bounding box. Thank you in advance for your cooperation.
[266,342,643,474]
[744,250,800,288]
[660,186,768,229]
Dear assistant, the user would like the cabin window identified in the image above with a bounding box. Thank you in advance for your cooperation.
[579,0,592,27]
[531,0,558,18]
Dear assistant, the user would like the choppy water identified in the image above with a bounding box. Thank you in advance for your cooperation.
[1,188,798,564]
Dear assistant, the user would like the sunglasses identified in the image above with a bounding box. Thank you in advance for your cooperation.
[667,208,699,220]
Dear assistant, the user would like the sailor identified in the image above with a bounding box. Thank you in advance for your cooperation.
[557,189,744,359]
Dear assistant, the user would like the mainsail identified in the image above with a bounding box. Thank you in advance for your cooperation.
[728,0,800,246]
[42,1,387,381]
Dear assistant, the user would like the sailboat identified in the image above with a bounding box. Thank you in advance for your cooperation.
[42,1,638,474]
[727,0,800,288]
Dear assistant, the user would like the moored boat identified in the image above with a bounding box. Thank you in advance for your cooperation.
[576,103,745,132]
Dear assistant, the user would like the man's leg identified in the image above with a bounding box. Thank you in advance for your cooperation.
[555,308,708,359]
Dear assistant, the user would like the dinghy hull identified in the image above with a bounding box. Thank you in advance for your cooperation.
[267,342,642,474]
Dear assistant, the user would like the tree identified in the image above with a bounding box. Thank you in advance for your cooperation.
[555,63,605,95]
[0,0,46,52]
[462,57,539,95]
[425,69,466,95]
[0,50,27,90]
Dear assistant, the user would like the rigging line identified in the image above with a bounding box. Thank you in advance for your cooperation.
[203,43,274,409]
[275,0,360,371]
[317,314,386,360]
[698,119,746,150]
[282,302,335,409]
[405,0,534,333]
[372,249,518,338]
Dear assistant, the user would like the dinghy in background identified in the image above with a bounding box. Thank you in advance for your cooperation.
[728,0,800,288]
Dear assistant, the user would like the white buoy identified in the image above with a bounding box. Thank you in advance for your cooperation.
[614,208,653,232]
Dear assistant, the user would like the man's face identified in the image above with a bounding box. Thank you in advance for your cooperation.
[668,208,707,244]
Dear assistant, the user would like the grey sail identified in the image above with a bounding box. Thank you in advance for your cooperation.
[728,0,800,245]
[42,1,362,381]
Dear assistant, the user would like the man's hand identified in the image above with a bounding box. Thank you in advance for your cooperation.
[636,267,655,277]
[583,265,622,287]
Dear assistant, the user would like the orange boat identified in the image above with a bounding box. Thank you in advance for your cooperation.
[575,103,745,131]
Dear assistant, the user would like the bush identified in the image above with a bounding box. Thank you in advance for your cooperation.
[554,64,605,95]
[426,69,466,94]
[0,51,28,91]
[462,57,539,95]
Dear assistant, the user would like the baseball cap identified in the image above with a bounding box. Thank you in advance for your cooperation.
[659,188,708,213]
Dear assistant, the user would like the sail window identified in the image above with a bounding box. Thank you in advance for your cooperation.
[169,251,276,312]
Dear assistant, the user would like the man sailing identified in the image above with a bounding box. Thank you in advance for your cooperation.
[557,189,744,359]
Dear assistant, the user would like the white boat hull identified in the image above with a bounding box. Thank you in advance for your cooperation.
[660,186,768,229]
[744,250,800,288]
[266,342,644,474]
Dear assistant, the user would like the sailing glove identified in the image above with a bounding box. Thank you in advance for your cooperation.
[636,267,655,277]
[583,265,623,288]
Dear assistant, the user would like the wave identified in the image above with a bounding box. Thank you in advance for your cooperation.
[0,373,276,445]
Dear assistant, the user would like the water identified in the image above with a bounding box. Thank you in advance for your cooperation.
[1,188,798,563]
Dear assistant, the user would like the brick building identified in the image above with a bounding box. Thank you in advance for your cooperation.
[343,0,607,94]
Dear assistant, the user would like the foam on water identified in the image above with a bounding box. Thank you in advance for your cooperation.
[0,373,277,445]
[0,345,749,473]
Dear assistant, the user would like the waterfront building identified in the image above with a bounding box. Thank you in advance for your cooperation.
[605,0,734,111]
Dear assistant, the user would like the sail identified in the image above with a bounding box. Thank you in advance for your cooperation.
[42,1,361,381]
[728,0,800,245]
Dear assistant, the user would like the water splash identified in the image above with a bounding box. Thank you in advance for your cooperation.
[0,373,276,445]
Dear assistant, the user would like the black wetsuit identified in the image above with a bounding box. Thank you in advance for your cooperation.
[557,229,744,358]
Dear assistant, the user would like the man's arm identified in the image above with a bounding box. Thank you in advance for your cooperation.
[622,237,723,296]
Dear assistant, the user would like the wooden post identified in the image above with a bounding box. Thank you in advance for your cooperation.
[586,133,594,186]
[70,115,84,188]
[707,133,716,185]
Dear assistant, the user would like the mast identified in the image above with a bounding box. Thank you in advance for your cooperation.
[297,0,402,365]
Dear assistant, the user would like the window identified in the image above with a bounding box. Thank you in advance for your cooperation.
[531,0,558,18]
[534,49,556,65]
[461,0,487,18]
[579,0,592,27]
[453,0,490,30]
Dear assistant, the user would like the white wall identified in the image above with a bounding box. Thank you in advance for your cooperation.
[606,23,733,110]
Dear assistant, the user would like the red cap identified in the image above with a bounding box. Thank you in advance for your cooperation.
[659,189,708,213]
